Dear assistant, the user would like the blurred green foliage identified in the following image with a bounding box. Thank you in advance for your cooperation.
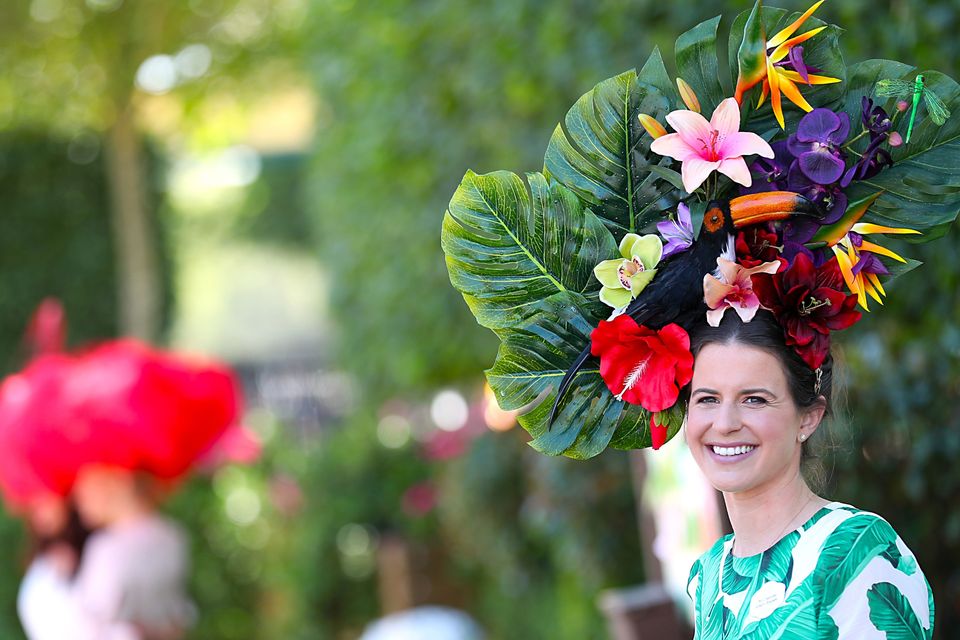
[162,409,644,639]
[0,131,118,372]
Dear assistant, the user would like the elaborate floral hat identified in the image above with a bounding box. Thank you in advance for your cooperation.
[441,1,958,458]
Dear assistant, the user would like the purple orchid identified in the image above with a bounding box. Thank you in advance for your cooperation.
[741,140,794,194]
[841,98,895,187]
[860,97,892,135]
[786,162,847,224]
[840,135,893,187]
[787,108,850,185]
[657,202,694,259]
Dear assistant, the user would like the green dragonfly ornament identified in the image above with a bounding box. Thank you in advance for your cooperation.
[876,74,952,144]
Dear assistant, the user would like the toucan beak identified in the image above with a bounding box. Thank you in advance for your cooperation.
[729,191,820,228]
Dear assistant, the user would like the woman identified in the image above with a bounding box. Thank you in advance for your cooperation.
[684,311,934,639]
[3,336,247,640]
[18,468,193,640]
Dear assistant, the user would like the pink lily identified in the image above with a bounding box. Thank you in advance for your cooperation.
[703,258,782,327]
[651,97,775,194]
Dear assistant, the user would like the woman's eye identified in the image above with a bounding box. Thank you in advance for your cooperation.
[695,396,718,404]
[744,396,767,405]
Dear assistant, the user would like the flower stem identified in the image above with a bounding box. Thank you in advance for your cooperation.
[843,129,871,149]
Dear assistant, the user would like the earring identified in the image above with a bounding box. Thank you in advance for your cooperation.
[798,433,807,442]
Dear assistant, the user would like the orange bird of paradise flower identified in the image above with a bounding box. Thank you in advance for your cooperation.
[811,193,921,310]
[734,0,841,129]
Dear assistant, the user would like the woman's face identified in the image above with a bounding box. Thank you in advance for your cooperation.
[72,464,136,527]
[685,342,822,498]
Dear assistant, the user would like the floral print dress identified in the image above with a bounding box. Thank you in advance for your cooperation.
[687,502,934,639]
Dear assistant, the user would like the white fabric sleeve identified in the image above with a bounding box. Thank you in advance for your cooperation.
[18,555,140,640]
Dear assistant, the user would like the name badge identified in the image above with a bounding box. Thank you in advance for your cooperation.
[744,582,786,624]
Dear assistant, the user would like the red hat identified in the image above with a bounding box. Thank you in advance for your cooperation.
[0,339,245,508]
[0,354,87,507]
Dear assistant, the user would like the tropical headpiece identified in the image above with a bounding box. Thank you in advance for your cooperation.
[441,1,958,458]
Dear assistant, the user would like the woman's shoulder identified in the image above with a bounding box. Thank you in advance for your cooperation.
[800,502,902,558]
[805,503,934,637]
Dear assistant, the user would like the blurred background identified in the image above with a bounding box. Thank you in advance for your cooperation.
[0,0,958,638]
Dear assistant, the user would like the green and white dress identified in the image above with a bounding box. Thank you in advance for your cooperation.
[687,502,934,639]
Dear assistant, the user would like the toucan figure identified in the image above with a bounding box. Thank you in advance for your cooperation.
[546,190,822,427]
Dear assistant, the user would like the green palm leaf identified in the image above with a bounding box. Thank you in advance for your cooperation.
[676,16,726,116]
[443,170,668,456]
[543,56,675,240]
[840,61,960,238]
[484,296,653,457]
[815,514,897,612]
[722,553,753,594]
[442,170,613,332]
[867,582,928,640]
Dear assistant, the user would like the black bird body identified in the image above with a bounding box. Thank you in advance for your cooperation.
[546,192,820,427]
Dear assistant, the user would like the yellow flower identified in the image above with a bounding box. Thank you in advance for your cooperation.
[831,223,920,311]
[734,0,841,129]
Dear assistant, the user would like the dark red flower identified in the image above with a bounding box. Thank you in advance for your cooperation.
[736,226,784,269]
[752,254,862,368]
[590,316,693,412]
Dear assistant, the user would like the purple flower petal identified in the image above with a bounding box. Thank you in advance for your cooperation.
[657,203,694,259]
[788,46,810,83]
[781,240,815,266]
[823,191,847,224]
[783,218,819,246]
[742,140,794,194]
[798,148,846,184]
[854,252,890,277]
[796,108,842,142]
[786,162,847,222]
[830,112,851,144]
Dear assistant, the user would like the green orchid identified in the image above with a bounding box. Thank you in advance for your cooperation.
[593,233,663,310]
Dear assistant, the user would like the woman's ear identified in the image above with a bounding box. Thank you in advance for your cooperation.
[800,396,827,437]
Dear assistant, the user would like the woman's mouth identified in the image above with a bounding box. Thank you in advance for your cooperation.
[708,444,757,460]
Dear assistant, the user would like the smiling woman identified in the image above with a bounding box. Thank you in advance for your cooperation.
[683,311,934,639]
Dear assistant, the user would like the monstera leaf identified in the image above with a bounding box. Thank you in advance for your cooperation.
[485,298,657,458]
[839,60,960,237]
[443,170,678,456]
[442,171,613,332]
[543,54,678,241]
[676,16,728,117]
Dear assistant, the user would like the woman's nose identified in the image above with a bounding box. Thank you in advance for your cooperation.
[713,402,743,434]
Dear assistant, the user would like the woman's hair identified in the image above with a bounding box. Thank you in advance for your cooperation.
[685,310,835,490]
[26,502,93,578]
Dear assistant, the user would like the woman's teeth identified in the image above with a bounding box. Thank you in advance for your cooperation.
[712,445,756,456]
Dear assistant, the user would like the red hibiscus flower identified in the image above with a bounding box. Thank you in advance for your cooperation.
[590,316,693,412]
[736,226,784,269]
[752,253,862,369]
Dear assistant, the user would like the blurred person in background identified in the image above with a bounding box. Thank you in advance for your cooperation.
[16,493,94,634]
[1,301,254,640]
[18,465,194,640]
